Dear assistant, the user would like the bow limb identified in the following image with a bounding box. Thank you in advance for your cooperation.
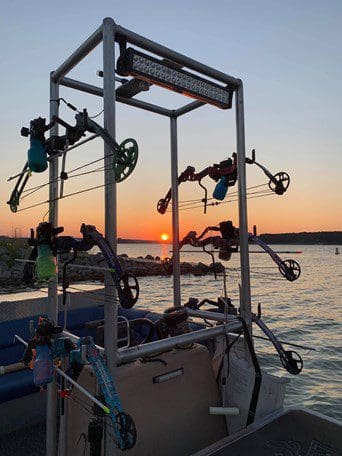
[252,314,303,375]
[248,234,301,281]
[246,149,290,195]
[79,225,139,309]
[157,166,195,214]
[7,162,31,213]
[249,234,283,267]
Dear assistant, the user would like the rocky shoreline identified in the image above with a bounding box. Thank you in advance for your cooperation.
[0,247,223,294]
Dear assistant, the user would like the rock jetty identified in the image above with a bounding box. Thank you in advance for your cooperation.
[0,246,224,293]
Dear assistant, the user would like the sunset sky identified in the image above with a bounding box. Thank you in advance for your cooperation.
[0,0,341,239]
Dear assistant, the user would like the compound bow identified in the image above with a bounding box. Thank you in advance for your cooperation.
[21,317,136,450]
[23,222,139,309]
[8,108,138,212]
[157,150,290,214]
[165,221,301,281]
[157,155,237,214]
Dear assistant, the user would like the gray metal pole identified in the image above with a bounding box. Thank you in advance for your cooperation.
[235,83,252,331]
[170,116,181,307]
[52,25,103,82]
[59,76,172,116]
[103,18,117,456]
[175,100,205,117]
[47,75,59,456]
[102,17,117,380]
[63,321,242,364]
[117,321,242,363]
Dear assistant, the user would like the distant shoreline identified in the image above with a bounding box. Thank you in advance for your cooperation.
[120,232,342,245]
[0,231,341,245]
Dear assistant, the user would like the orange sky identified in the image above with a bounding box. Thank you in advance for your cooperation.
[2,169,341,240]
[1,4,341,239]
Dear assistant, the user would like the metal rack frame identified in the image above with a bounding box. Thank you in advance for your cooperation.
[46,17,251,455]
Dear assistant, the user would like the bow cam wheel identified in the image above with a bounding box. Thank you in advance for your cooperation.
[268,172,290,195]
[118,272,139,308]
[279,259,301,281]
[113,138,138,183]
[157,198,168,214]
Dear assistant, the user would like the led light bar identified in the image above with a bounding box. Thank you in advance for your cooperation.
[117,48,233,109]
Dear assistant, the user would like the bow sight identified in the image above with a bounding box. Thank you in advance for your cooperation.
[8,108,139,212]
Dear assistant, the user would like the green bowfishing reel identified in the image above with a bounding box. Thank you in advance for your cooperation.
[27,222,64,282]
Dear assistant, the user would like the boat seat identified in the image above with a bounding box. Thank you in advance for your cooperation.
[0,305,206,403]
[68,343,227,455]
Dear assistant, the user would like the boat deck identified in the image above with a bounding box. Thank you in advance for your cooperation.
[0,421,45,456]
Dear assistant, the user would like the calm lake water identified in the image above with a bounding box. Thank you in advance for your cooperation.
[1,243,341,420]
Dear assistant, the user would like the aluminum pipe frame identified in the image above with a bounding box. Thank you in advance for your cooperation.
[235,84,252,335]
[170,116,181,307]
[63,319,242,365]
[46,77,59,456]
[60,77,172,116]
[52,25,103,82]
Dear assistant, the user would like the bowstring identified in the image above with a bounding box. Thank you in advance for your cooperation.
[16,180,117,212]
[177,182,268,207]
[170,191,275,213]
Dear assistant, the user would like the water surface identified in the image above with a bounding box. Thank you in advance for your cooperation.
[1,243,341,420]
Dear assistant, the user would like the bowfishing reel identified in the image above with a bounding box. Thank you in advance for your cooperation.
[7,118,53,212]
[21,117,53,173]
[24,222,64,283]
[21,316,64,387]
[212,156,238,201]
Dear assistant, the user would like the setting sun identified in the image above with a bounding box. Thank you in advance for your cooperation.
[160,233,169,242]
